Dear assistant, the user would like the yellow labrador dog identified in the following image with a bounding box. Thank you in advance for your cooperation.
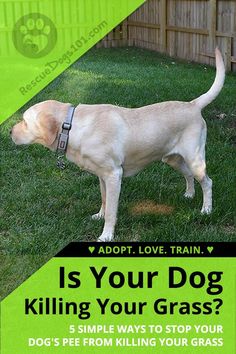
[11,48,225,241]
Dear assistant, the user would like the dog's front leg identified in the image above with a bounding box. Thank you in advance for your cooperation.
[97,168,123,242]
[92,178,106,220]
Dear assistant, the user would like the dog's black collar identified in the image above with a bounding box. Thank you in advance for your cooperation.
[56,105,76,169]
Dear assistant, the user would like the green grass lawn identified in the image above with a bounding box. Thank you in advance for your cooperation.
[0,47,236,299]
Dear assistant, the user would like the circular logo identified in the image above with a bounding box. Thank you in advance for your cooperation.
[12,13,57,58]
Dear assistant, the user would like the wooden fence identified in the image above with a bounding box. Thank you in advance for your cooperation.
[0,0,112,56]
[97,0,236,71]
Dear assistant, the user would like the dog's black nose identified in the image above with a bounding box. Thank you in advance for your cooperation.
[10,129,12,135]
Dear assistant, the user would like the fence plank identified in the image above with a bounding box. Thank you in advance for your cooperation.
[209,0,217,50]
[160,0,167,52]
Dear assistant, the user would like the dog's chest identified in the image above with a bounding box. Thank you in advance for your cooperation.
[66,148,96,174]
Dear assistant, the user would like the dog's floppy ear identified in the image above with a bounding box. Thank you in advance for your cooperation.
[38,112,58,146]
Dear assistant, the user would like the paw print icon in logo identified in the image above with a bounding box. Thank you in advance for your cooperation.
[13,13,57,58]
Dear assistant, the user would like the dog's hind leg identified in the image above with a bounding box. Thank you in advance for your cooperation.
[162,154,195,198]
[92,178,106,220]
[182,126,212,214]
[181,120,212,214]
[187,157,212,214]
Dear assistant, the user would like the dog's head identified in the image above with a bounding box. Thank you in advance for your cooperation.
[11,101,66,148]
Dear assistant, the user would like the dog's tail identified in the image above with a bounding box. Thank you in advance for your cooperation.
[191,48,225,109]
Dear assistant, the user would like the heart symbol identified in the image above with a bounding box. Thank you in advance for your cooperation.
[207,246,214,254]
[89,246,95,254]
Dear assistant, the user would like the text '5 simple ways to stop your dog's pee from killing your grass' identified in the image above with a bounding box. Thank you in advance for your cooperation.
[2,243,236,354]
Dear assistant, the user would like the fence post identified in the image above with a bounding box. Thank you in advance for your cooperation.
[209,0,216,50]
[160,0,167,53]
[122,19,128,46]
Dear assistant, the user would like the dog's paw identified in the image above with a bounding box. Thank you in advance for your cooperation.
[91,211,104,221]
[184,191,195,199]
[201,206,212,215]
[97,233,113,242]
